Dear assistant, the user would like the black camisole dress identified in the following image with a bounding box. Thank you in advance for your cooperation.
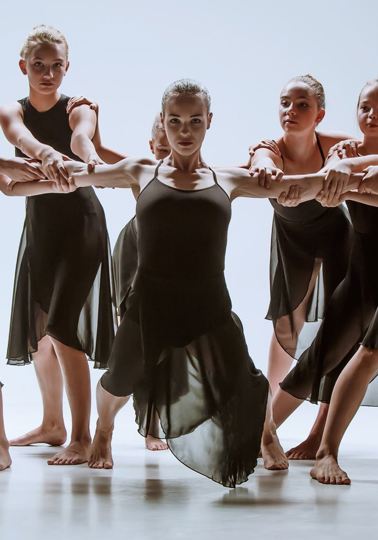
[7,95,116,368]
[101,162,269,488]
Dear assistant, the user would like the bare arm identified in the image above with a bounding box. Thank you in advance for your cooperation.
[249,146,284,188]
[96,146,127,164]
[69,105,101,166]
[0,103,68,186]
[67,157,146,190]
[344,191,378,207]
[218,168,361,202]
[0,174,65,197]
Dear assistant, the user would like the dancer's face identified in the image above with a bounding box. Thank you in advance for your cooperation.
[162,94,212,157]
[279,82,324,133]
[149,124,170,160]
[357,83,378,136]
[19,43,69,95]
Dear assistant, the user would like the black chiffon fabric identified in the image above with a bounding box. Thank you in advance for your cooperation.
[112,217,138,318]
[7,95,115,368]
[101,164,269,487]
[281,201,378,405]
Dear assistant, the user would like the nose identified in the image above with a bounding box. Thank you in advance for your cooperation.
[287,104,296,117]
[180,123,190,135]
[368,108,377,119]
[42,66,54,79]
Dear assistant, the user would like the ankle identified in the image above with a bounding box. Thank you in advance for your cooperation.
[0,437,9,449]
[41,420,66,432]
[316,445,337,461]
[69,433,92,446]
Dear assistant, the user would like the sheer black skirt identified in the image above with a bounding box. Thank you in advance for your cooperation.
[267,205,353,359]
[112,217,138,318]
[101,272,269,487]
[281,228,378,405]
[7,188,116,368]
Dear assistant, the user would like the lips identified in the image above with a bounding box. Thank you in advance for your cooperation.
[178,141,193,146]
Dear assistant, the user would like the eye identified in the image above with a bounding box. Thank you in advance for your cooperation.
[191,118,202,124]
[280,99,289,107]
[34,61,43,68]
[54,62,63,69]
[298,102,309,109]
[169,118,179,124]
[360,105,370,113]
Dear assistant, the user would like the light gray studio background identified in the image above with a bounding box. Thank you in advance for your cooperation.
[0,0,377,445]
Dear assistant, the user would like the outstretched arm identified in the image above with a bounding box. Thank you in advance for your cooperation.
[218,168,361,201]
[0,103,68,187]
[66,157,145,190]
[0,174,67,197]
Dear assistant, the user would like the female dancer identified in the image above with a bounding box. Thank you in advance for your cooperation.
[0,25,115,465]
[285,80,378,484]
[0,156,42,471]
[57,79,359,486]
[250,75,355,459]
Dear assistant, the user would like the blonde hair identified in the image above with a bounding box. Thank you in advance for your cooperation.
[162,79,211,113]
[20,25,69,60]
[286,74,325,109]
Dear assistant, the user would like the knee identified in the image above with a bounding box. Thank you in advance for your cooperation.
[355,346,378,376]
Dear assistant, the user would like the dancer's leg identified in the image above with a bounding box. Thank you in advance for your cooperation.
[88,381,130,469]
[10,336,66,446]
[47,338,91,465]
[0,388,11,471]
[261,390,289,470]
[311,346,378,484]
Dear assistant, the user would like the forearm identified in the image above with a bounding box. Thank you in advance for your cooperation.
[71,133,98,162]
[96,145,127,164]
[17,134,54,161]
[0,176,56,196]
[345,191,378,207]
[342,156,378,173]
[71,159,132,189]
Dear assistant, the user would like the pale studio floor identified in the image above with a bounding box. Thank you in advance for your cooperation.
[1,385,378,540]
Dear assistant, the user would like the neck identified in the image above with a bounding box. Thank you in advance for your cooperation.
[28,88,61,112]
[360,135,378,155]
[167,150,205,172]
[281,130,318,162]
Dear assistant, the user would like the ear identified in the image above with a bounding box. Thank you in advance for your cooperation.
[64,60,70,75]
[207,112,213,130]
[149,139,154,153]
[19,59,27,75]
[315,108,325,125]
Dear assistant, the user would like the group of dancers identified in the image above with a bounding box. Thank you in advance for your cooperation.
[0,24,378,488]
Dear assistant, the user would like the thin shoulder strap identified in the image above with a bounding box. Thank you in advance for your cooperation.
[208,166,231,201]
[208,166,219,185]
[315,132,326,166]
[152,159,164,180]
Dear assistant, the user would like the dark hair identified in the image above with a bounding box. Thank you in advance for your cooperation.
[162,79,211,113]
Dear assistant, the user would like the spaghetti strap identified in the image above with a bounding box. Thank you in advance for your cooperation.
[315,132,326,166]
[209,167,230,200]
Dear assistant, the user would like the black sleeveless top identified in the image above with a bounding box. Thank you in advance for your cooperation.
[16,95,79,160]
[16,94,99,213]
[136,162,231,280]
[270,132,328,222]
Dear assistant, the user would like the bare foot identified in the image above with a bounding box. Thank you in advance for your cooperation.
[88,425,113,469]
[286,435,321,460]
[310,454,351,485]
[261,428,289,471]
[0,441,11,471]
[145,435,168,451]
[47,439,90,465]
[10,425,67,447]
